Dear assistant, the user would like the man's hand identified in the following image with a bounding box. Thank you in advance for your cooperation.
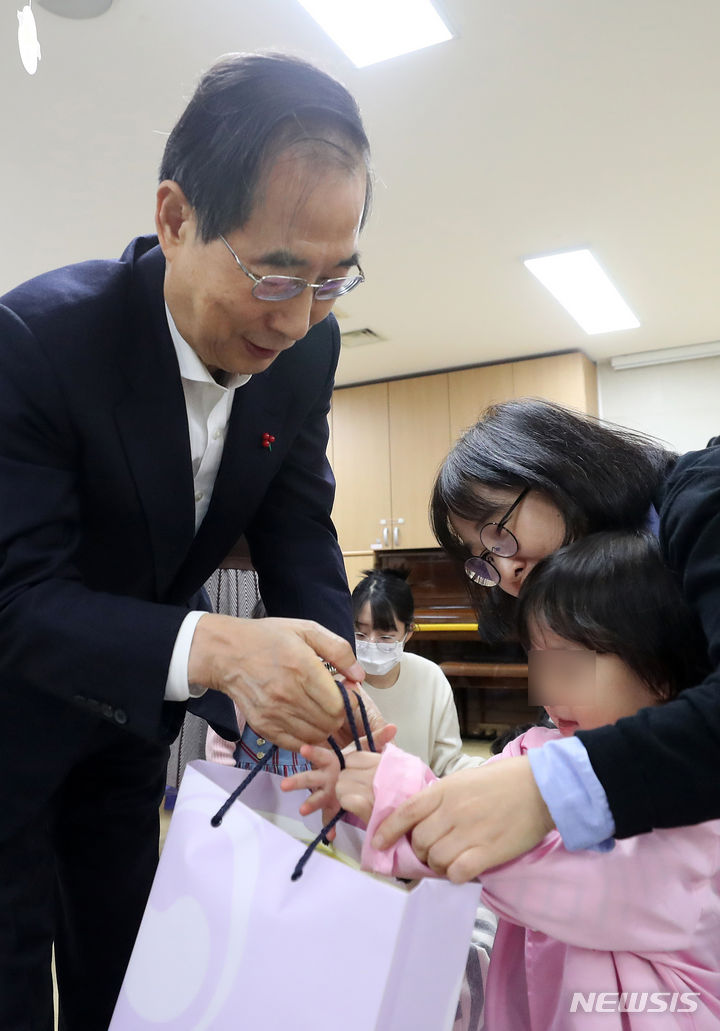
[188,614,364,750]
[336,750,382,825]
[370,756,555,883]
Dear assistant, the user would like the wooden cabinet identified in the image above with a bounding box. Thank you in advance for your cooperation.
[511,352,598,417]
[448,362,515,442]
[331,382,391,554]
[331,374,451,555]
[331,351,598,567]
[448,351,597,440]
[388,374,451,549]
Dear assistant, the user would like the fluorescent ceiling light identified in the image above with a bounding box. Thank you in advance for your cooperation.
[524,249,640,335]
[610,340,720,370]
[297,0,453,68]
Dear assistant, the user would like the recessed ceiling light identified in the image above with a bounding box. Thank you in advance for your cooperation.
[297,0,453,68]
[17,5,41,75]
[524,249,640,335]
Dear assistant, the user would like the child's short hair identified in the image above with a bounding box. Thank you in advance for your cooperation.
[516,531,708,702]
[351,567,415,632]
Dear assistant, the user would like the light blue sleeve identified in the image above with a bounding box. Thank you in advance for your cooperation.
[527,735,616,852]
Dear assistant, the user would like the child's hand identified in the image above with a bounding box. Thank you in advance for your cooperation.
[281,724,397,840]
[281,744,342,836]
[336,750,382,825]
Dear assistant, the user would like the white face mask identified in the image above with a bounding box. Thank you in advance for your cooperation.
[355,637,405,676]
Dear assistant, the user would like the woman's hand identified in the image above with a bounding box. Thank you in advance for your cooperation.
[370,755,555,883]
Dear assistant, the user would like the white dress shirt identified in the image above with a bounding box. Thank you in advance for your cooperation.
[163,305,251,701]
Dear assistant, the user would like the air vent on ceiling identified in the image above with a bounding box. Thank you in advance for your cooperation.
[341,328,384,347]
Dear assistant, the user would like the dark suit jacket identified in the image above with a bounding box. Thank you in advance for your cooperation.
[0,236,353,826]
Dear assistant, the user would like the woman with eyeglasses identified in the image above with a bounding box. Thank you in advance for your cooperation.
[367,397,720,884]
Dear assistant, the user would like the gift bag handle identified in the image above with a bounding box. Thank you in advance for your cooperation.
[291,682,376,881]
[209,681,376,881]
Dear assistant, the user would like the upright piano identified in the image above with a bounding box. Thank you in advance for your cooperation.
[374,548,539,739]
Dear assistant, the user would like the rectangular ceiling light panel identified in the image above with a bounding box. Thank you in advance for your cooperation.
[297,0,453,68]
[524,249,640,335]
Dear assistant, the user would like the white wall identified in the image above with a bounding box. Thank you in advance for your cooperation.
[597,356,720,454]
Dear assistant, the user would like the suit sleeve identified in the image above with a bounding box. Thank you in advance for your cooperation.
[245,316,354,644]
[0,304,188,741]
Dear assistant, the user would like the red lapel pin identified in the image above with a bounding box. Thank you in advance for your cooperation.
[261,432,276,451]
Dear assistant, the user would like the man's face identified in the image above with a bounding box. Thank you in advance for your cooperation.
[160,150,366,375]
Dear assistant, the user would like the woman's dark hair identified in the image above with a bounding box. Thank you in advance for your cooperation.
[352,567,415,632]
[431,398,676,641]
[517,532,708,702]
[160,52,372,242]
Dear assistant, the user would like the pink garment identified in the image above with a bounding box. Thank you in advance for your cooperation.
[363,737,720,1030]
[204,705,246,766]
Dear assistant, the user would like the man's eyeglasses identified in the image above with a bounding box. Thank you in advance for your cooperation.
[219,234,365,302]
[464,487,530,588]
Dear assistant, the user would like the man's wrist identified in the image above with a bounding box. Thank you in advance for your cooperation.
[165,611,207,702]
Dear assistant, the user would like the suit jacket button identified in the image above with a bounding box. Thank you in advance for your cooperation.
[113,709,128,726]
[101,703,114,720]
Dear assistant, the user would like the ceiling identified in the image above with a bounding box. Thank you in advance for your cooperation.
[3,0,720,386]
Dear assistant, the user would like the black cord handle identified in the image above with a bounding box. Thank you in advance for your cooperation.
[208,681,377,882]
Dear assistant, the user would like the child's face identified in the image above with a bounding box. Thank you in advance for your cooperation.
[528,622,660,736]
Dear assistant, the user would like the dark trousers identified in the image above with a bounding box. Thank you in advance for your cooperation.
[0,724,169,1031]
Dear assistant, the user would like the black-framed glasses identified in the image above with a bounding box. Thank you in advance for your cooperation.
[464,487,530,588]
[219,234,365,302]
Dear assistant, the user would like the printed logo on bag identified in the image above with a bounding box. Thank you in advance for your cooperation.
[569,992,700,1014]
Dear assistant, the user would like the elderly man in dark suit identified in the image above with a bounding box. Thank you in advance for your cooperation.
[0,52,372,1030]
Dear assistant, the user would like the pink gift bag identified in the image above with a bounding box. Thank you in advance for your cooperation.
[110,758,481,1031]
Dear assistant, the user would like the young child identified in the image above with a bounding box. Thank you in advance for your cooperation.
[336,533,720,1030]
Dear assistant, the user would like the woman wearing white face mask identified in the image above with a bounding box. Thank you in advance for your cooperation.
[353,568,483,777]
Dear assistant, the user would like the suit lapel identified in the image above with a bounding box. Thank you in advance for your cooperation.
[114,244,196,600]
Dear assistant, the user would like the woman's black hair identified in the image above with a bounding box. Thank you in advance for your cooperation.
[516,531,708,702]
[352,567,415,632]
[160,52,372,242]
[431,398,676,641]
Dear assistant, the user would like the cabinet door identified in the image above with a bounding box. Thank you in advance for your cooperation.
[343,552,376,591]
[388,374,451,549]
[331,383,392,552]
[512,353,598,415]
[448,363,515,442]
